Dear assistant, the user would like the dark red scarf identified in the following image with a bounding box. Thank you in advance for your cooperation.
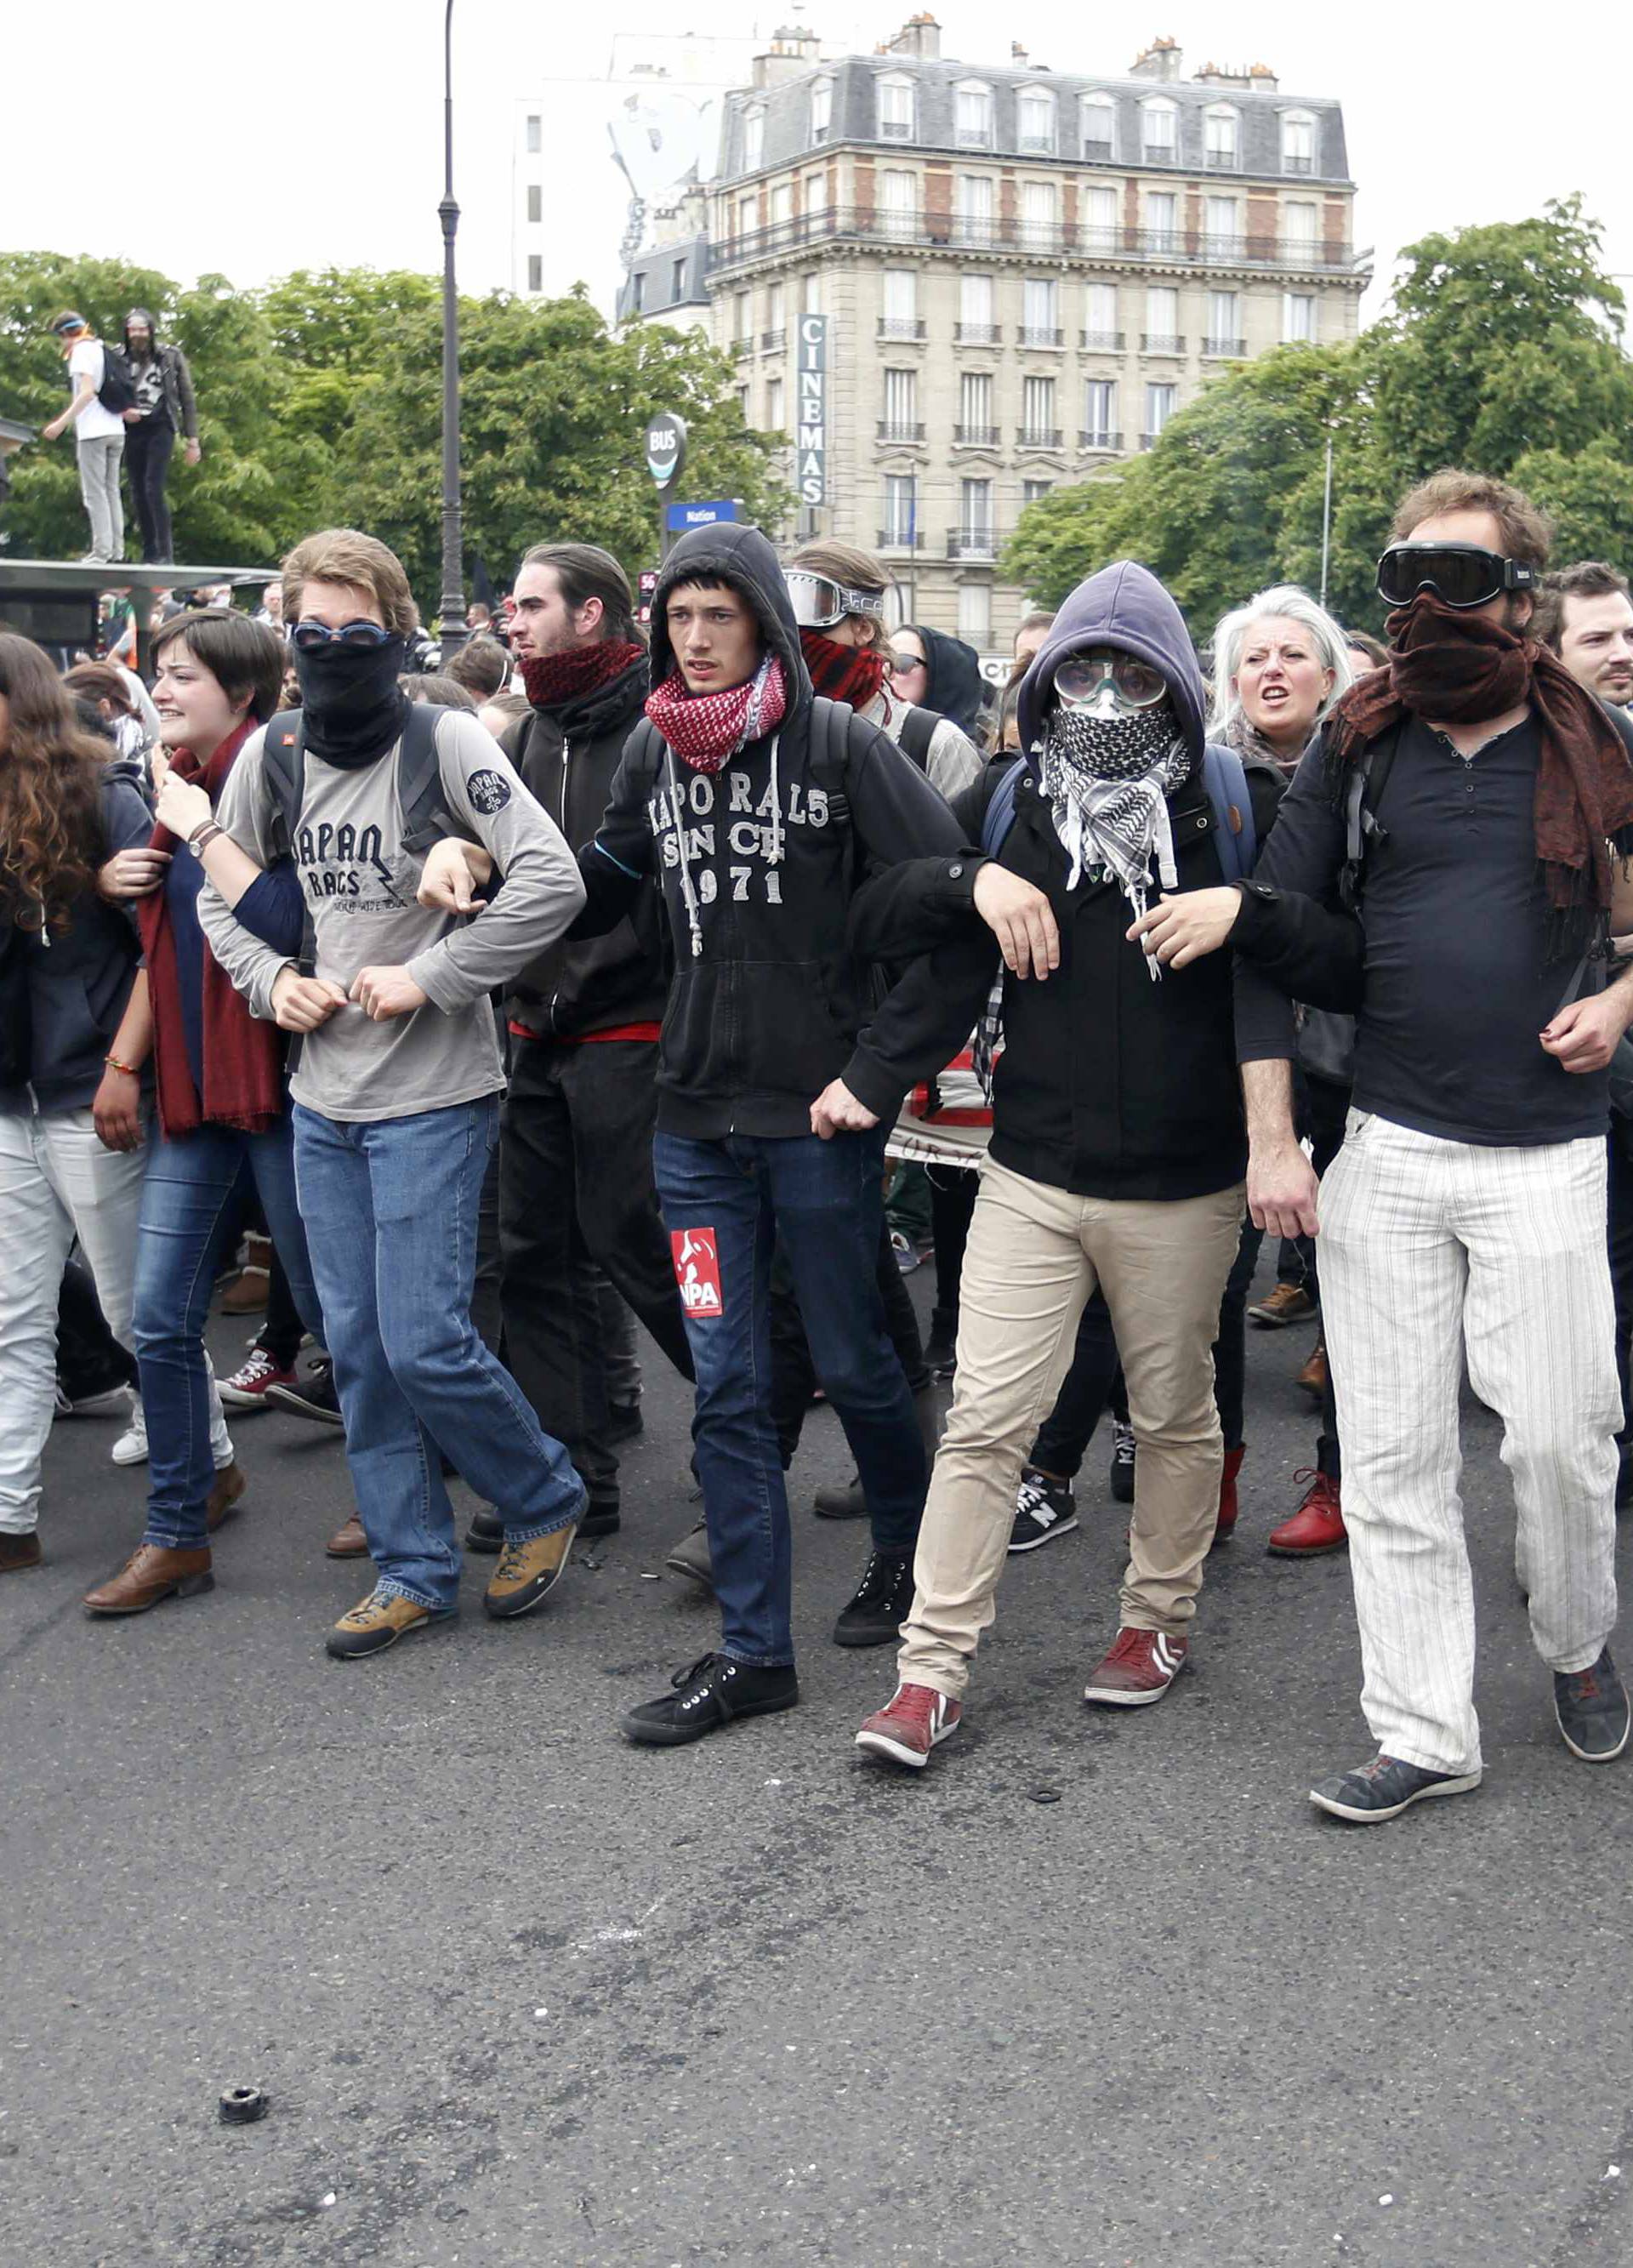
[519,640,643,710]
[644,653,788,775]
[1328,593,1633,935]
[136,720,284,1137]
[799,628,889,710]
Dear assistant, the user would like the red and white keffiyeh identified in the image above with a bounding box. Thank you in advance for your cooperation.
[644,653,788,774]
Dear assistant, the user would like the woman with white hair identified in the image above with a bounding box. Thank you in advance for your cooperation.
[1209,584,1351,778]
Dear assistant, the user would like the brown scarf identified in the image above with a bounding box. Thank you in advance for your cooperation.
[1327,593,1633,942]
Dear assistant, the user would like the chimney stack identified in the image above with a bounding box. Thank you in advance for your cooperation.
[1129,35,1184,83]
[752,24,824,88]
[887,12,942,61]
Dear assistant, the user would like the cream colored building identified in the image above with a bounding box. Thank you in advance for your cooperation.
[619,18,1370,656]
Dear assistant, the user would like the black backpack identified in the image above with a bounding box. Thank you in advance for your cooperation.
[94,345,139,416]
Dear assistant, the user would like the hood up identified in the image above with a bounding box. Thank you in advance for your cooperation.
[649,522,811,717]
[905,624,984,739]
[1016,560,1206,779]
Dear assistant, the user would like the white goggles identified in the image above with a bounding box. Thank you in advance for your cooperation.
[784,570,886,630]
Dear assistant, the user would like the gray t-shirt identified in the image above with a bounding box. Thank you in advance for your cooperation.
[199,708,585,1123]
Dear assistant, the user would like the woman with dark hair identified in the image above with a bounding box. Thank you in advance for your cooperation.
[80,608,311,1614]
[0,633,156,1575]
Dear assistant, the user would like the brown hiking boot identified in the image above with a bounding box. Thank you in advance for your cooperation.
[206,1462,247,1533]
[482,1522,579,1620]
[0,1531,43,1575]
[1247,1281,1317,1328]
[326,1513,369,1559]
[326,1587,452,1659]
[83,1543,213,1616]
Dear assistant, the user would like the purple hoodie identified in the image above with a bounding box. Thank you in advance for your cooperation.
[1015,560,1207,779]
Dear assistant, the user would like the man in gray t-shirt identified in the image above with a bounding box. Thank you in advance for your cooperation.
[198,528,591,1659]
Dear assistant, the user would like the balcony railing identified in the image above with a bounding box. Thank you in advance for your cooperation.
[1079,328,1126,351]
[1019,134,1055,155]
[1141,332,1186,354]
[956,128,993,150]
[1283,153,1315,174]
[1142,141,1176,166]
[953,424,999,447]
[1017,326,1065,348]
[876,419,925,443]
[877,316,926,340]
[947,527,999,560]
[1017,427,1065,450]
[1204,149,1238,170]
[1078,430,1123,451]
[730,336,753,357]
[953,321,999,344]
[1139,430,1170,450]
[1202,334,1247,357]
[760,328,786,352]
[879,118,913,140]
[1081,138,1113,162]
[877,525,923,550]
[705,203,1359,276]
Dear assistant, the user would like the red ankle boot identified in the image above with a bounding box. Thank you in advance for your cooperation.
[1212,1446,1245,1546]
[1266,1469,1346,1557]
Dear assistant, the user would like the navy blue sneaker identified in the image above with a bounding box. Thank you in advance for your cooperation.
[1553,1648,1630,1762]
[1309,1754,1482,1823]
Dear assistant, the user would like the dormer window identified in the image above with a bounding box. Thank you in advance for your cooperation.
[1204,104,1238,169]
[810,75,833,143]
[1017,85,1056,155]
[1282,110,1316,174]
[1080,93,1115,161]
[1141,96,1177,164]
[877,71,915,140]
[743,105,764,172]
[955,80,993,149]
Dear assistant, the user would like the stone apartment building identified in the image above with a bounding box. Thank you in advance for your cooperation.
[618,16,1369,657]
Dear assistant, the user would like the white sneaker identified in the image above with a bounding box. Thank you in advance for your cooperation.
[111,1392,148,1466]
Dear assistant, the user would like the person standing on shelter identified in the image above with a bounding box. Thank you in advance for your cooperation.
[40,313,128,565]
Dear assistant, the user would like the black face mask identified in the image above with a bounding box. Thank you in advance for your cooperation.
[294,634,410,766]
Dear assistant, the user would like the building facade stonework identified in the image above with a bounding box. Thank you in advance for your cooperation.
[619,18,1369,658]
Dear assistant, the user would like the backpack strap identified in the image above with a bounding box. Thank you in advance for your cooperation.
[895,704,938,772]
[395,703,459,854]
[979,756,1028,858]
[1200,744,1257,883]
[1338,721,1403,914]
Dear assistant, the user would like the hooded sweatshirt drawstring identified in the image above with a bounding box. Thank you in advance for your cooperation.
[766,735,784,865]
[665,746,706,958]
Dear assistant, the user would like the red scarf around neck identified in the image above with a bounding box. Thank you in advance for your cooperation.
[644,653,788,774]
[136,719,285,1137]
[799,628,889,711]
[519,640,643,711]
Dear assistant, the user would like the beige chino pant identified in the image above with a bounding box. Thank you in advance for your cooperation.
[899,1156,1244,1700]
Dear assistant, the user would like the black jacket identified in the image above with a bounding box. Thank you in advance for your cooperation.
[0,776,151,1114]
[122,312,198,440]
[502,652,669,1037]
[571,521,973,1139]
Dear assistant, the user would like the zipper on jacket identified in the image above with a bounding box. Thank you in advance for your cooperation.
[549,732,572,1034]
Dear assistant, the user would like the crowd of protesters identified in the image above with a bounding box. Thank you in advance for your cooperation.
[5,463,1633,1825]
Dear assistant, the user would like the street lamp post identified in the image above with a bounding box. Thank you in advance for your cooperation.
[437,0,467,658]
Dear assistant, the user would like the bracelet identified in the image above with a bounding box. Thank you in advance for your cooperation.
[188,822,225,858]
[104,1054,139,1078]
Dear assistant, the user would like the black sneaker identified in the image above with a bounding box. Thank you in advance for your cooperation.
[1008,1467,1078,1553]
[834,1548,915,1648]
[924,1310,958,1380]
[1308,1754,1482,1823]
[619,1651,799,1747]
[605,1400,643,1446]
[1617,1445,1633,1513]
[813,1472,868,1520]
[1553,1647,1630,1762]
[1108,1421,1135,1505]
[467,1498,618,1551]
[265,1359,344,1427]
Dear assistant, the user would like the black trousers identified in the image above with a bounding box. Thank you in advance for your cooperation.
[771,1220,929,1467]
[125,416,176,563]
[929,1164,980,1327]
[499,1037,691,1500]
[57,1252,136,1396]
[1609,1120,1633,1446]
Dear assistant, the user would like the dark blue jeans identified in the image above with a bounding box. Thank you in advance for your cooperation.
[134,1112,322,1551]
[652,1125,927,1667]
[293,1097,584,1611]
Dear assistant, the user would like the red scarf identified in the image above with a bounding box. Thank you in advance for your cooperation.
[644,653,788,775]
[136,720,285,1138]
[519,641,643,710]
[799,629,888,710]
[1329,594,1633,933]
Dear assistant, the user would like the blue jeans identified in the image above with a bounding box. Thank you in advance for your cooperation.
[652,1126,926,1667]
[134,1111,322,1551]
[293,1097,584,1611]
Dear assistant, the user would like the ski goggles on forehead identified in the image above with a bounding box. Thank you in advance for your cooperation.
[783,570,886,630]
[1376,544,1538,612]
[289,618,396,652]
[1052,652,1169,709]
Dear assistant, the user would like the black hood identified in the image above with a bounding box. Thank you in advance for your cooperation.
[649,524,811,717]
[122,307,162,355]
[906,624,984,739]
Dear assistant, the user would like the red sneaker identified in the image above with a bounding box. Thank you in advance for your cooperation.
[855,1681,962,1769]
[1083,1627,1188,1707]
[1267,1469,1346,1557]
[218,1347,296,1410]
[1213,1445,1245,1544]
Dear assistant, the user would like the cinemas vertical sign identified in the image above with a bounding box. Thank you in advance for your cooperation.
[796,314,828,507]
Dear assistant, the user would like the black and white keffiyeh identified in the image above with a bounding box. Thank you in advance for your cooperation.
[1039,705,1191,913]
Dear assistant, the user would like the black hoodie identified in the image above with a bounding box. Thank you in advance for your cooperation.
[571,522,974,1139]
[907,624,985,740]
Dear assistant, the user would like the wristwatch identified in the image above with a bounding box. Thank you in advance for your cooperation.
[187,821,224,859]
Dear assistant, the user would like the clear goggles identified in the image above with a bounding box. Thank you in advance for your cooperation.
[784,570,886,630]
[1052,652,1169,709]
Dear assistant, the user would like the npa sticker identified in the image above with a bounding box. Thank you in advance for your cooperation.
[466,768,512,815]
[672,1228,723,1317]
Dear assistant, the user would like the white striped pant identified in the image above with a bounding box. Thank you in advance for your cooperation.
[1319,1110,1620,1774]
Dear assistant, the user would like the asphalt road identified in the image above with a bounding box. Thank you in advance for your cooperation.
[4,1257,1632,2268]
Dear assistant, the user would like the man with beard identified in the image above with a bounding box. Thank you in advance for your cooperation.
[1159,471,1633,1817]
[198,529,591,1658]
[485,543,692,1546]
[1533,561,1633,712]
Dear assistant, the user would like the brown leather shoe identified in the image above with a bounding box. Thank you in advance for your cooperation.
[1295,1342,1329,1401]
[206,1462,247,1532]
[83,1543,213,1616]
[326,1513,369,1559]
[0,1531,43,1574]
[219,1234,271,1315]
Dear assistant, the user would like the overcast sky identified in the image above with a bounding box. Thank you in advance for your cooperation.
[4,2,1630,334]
